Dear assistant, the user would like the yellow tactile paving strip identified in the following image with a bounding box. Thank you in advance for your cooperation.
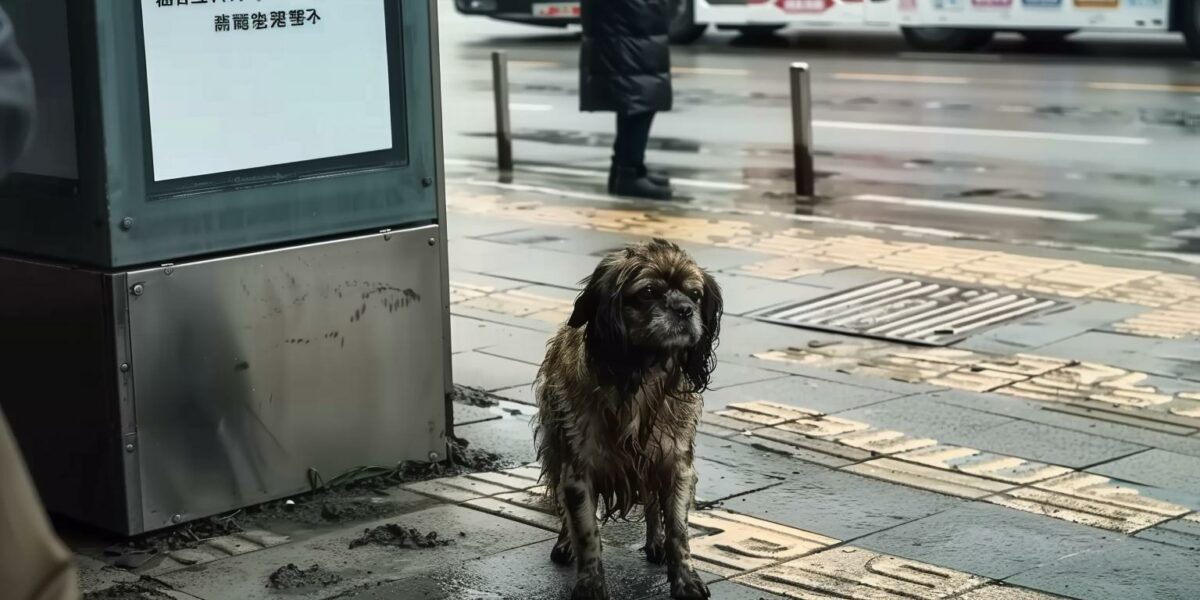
[449,193,1200,338]
[707,401,1192,535]
[753,342,1200,435]
[407,463,1060,599]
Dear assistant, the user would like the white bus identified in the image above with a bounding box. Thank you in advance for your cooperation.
[454,0,1200,56]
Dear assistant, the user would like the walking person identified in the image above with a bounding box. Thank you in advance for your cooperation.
[580,0,674,200]
[0,6,81,599]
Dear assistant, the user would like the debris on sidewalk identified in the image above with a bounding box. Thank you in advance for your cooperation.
[266,564,343,590]
[454,384,500,408]
[104,515,243,558]
[82,583,172,600]
[347,524,454,550]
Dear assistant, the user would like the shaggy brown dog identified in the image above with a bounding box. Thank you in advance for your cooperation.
[535,239,722,600]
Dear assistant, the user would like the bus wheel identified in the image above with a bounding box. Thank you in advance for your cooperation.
[669,0,708,45]
[1020,29,1077,46]
[1184,0,1200,58]
[900,27,994,52]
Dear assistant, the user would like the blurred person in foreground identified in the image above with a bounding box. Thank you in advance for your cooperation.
[580,0,674,200]
[0,6,81,599]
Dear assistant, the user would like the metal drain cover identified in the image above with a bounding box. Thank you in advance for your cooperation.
[754,278,1064,346]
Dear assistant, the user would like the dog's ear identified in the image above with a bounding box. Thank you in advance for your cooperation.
[683,271,724,393]
[570,258,642,391]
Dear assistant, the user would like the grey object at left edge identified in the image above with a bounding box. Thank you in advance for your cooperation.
[0,0,452,536]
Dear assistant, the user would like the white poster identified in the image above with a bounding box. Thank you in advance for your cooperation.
[140,0,394,182]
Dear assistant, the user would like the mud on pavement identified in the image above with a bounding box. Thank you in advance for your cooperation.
[347,524,456,550]
[266,564,344,590]
[82,583,173,600]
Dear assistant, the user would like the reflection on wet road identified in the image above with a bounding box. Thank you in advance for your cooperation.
[438,7,1200,255]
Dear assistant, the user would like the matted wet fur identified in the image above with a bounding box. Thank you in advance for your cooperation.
[535,239,722,600]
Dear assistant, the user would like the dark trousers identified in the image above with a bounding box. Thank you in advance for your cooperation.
[613,111,656,169]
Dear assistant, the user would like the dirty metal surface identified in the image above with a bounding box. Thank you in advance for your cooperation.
[752,278,1064,346]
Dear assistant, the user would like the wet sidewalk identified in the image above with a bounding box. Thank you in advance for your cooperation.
[76,179,1200,599]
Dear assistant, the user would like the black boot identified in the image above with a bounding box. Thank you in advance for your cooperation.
[610,165,671,200]
[639,165,670,188]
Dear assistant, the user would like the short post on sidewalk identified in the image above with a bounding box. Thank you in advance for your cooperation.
[492,50,514,172]
[790,62,814,197]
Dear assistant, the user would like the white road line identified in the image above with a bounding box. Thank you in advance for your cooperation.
[814,120,1149,145]
[849,194,1099,222]
[833,73,972,85]
[672,66,751,76]
[899,52,1003,62]
[446,159,749,191]
[510,103,554,112]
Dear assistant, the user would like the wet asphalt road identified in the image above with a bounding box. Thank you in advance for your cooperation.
[436,1,1200,256]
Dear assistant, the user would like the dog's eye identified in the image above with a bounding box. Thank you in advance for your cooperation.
[637,286,659,301]
[688,290,703,301]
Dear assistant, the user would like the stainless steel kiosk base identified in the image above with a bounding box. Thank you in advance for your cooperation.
[0,225,448,535]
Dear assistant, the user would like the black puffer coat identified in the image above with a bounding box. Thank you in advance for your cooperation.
[579,0,673,115]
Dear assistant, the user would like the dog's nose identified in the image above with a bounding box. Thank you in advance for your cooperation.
[675,305,694,319]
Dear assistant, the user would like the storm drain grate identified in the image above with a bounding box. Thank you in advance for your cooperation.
[753,278,1065,346]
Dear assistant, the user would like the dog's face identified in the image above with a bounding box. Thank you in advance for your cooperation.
[568,239,723,393]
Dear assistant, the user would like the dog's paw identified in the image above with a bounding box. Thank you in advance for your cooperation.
[551,538,574,565]
[571,573,610,600]
[669,569,710,600]
[642,542,665,565]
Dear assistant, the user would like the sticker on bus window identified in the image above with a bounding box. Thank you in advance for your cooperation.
[775,0,835,13]
[1022,0,1062,7]
[972,0,1012,7]
[899,0,918,10]
[1125,0,1161,6]
[1074,0,1118,7]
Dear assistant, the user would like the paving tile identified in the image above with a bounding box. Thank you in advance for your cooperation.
[696,433,841,481]
[958,586,1067,599]
[492,383,538,406]
[480,225,640,258]
[453,399,500,426]
[352,538,721,600]
[1134,514,1200,549]
[713,272,834,317]
[694,456,783,504]
[853,502,1115,580]
[451,351,541,392]
[478,334,551,366]
[834,395,1016,442]
[707,362,789,391]
[703,375,905,414]
[702,580,789,600]
[477,246,604,289]
[1036,331,1200,382]
[955,418,1147,470]
[844,458,1015,499]
[445,214,528,241]
[987,472,1189,534]
[735,545,987,599]
[958,301,1146,355]
[928,390,1200,461]
[1089,449,1200,499]
[450,316,545,354]
[453,412,538,465]
[688,509,838,577]
[156,504,555,600]
[727,463,963,541]
[1007,536,1200,600]
[77,555,139,594]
